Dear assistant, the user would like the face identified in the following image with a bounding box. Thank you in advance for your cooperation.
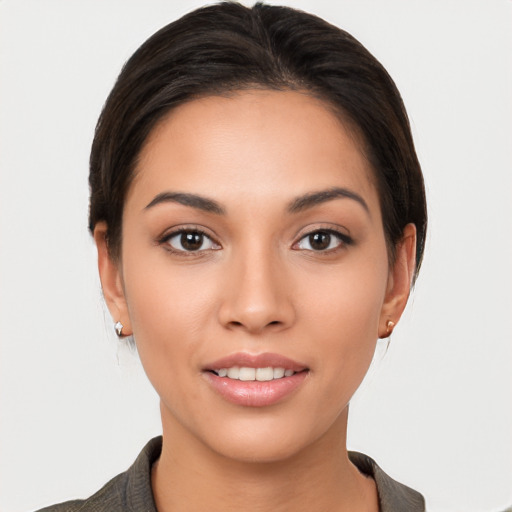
[96,90,414,463]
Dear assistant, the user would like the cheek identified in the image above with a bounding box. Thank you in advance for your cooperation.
[297,250,389,383]
[122,229,219,331]
[120,252,220,392]
[300,254,388,338]
[127,271,214,341]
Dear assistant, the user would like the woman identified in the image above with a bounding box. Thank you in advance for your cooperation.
[38,2,427,510]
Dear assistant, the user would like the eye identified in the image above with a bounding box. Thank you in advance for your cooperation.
[164,230,219,252]
[295,230,351,252]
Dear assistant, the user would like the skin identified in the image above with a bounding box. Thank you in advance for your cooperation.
[94,90,416,512]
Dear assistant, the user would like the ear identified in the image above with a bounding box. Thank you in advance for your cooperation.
[93,222,133,337]
[378,223,417,338]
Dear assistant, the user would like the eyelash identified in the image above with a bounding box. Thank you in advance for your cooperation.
[293,228,353,254]
[158,227,353,256]
[158,227,221,256]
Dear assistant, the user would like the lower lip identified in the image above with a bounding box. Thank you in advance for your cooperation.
[203,371,308,407]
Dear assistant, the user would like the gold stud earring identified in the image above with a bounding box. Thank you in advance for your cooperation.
[386,320,395,336]
[114,321,124,337]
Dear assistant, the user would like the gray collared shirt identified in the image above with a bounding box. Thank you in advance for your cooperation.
[37,436,425,512]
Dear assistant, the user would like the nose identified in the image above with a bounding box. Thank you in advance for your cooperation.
[217,247,295,334]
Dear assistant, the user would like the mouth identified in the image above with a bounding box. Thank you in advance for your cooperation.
[203,353,309,407]
[210,366,298,381]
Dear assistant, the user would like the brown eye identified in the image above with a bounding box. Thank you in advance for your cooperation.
[296,229,351,252]
[166,230,218,252]
[181,232,204,251]
[308,232,331,250]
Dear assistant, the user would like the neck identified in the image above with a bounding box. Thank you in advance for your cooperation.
[151,406,378,512]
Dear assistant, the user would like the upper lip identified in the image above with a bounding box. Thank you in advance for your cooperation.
[204,352,308,372]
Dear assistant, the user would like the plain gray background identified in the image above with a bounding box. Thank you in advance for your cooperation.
[1,1,511,511]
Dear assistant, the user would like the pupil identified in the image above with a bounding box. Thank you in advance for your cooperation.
[181,232,203,251]
[310,232,330,250]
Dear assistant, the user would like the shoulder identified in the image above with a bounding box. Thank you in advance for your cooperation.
[349,451,426,512]
[35,437,162,512]
[35,473,127,512]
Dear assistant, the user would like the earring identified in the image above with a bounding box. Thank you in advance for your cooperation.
[114,321,124,337]
[386,320,395,336]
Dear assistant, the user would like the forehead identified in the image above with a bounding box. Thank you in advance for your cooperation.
[129,90,378,211]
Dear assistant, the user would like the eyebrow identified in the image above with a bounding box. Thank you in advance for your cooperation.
[287,187,369,214]
[144,192,225,215]
[144,186,369,216]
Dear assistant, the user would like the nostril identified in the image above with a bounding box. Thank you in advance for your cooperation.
[226,319,283,331]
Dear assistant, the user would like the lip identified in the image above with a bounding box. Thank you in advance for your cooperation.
[204,352,307,372]
[202,352,309,408]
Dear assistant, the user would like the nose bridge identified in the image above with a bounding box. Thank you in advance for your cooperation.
[219,240,294,333]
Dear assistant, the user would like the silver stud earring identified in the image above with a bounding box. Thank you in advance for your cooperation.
[114,321,124,337]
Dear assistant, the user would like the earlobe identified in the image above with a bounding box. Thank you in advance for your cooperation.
[93,222,133,337]
[378,223,417,338]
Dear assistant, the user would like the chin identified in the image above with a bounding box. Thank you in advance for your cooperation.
[191,408,346,465]
[209,431,314,464]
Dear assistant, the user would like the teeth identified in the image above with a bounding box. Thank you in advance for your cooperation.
[227,367,240,379]
[256,367,273,381]
[239,367,256,381]
[214,366,296,381]
[274,368,286,379]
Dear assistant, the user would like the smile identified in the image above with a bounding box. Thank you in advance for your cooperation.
[213,367,296,381]
[203,353,309,407]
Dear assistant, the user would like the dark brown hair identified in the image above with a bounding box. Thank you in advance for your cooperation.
[89,1,427,278]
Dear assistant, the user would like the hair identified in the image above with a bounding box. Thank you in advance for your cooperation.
[89,1,427,280]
